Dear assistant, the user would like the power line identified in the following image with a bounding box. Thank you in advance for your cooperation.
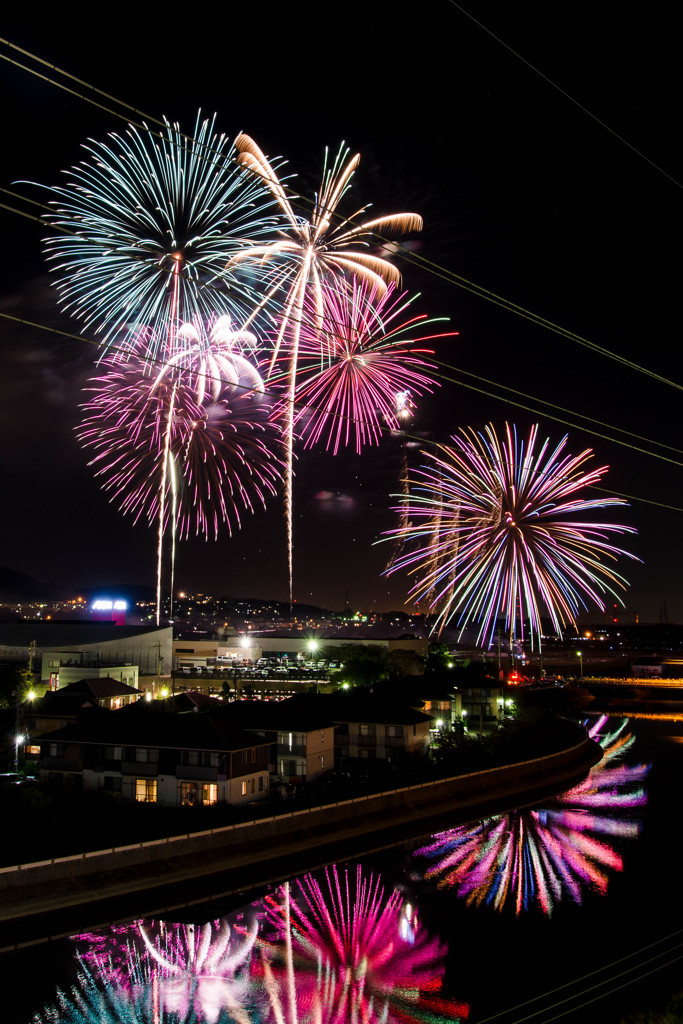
[447,3,683,191]
[478,927,683,1023]
[2,307,681,515]
[2,36,682,397]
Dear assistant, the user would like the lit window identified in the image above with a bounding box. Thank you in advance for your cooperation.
[241,780,247,796]
[202,784,218,805]
[136,779,157,803]
[181,782,198,805]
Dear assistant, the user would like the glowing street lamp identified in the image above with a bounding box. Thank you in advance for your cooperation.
[577,650,583,677]
[14,733,24,772]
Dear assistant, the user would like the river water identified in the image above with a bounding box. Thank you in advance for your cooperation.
[5,714,683,1023]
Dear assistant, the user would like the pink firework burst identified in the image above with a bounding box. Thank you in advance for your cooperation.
[78,334,283,541]
[280,279,452,455]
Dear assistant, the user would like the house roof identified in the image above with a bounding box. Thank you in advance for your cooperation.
[283,692,432,726]
[57,677,141,698]
[213,699,336,732]
[39,709,272,752]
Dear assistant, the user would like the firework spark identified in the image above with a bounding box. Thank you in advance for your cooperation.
[43,114,279,354]
[260,865,469,1023]
[79,324,282,540]
[414,719,649,915]
[384,422,638,645]
[287,279,450,455]
[230,136,423,604]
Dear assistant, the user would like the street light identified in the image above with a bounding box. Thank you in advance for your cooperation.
[14,733,24,772]
[577,650,583,678]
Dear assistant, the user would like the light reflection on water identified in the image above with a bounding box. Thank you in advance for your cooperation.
[26,716,657,1023]
[412,717,650,916]
[32,866,469,1023]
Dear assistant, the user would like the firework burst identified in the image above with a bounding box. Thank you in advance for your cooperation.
[286,279,451,455]
[230,136,423,604]
[79,337,282,541]
[384,422,638,645]
[43,114,279,354]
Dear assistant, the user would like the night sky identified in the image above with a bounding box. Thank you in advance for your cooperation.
[0,5,681,619]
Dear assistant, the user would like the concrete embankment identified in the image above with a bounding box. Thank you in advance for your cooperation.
[0,737,601,950]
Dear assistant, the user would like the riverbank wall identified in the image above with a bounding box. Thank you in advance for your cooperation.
[0,736,601,949]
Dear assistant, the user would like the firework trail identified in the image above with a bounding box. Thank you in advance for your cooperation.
[286,279,451,455]
[230,135,423,606]
[414,718,649,915]
[384,422,638,646]
[79,321,283,622]
[43,114,280,355]
[259,865,469,1023]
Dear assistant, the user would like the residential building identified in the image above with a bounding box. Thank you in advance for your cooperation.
[284,693,432,764]
[213,700,336,784]
[37,708,272,806]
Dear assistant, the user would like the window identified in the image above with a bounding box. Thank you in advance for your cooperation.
[241,781,247,796]
[181,782,198,805]
[105,746,123,761]
[202,784,218,805]
[135,748,159,763]
[25,744,41,758]
[258,777,264,791]
[103,776,122,792]
[251,748,256,763]
[135,779,157,802]
[49,743,63,757]
[359,724,376,737]
[387,725,404,738]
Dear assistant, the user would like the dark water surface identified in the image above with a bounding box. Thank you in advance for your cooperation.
[4,715,682,1023]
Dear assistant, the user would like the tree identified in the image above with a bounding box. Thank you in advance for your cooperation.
[386,648,425,679]
[336,645,387,687]
[0,664,33,709]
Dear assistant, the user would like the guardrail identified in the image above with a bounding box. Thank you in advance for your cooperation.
[0,739,590,878]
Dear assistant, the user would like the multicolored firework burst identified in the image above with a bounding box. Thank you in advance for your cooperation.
[43,114,280,355]
[79,321,283,622]
[287,279,450,455]
[230,135,423,603]
[259,866,469,1023]
[414,718,649,916]
[384,422,638,645]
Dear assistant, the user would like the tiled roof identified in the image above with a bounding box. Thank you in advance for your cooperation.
[39,709,271,752]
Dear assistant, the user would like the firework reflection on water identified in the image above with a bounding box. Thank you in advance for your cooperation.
[413,718,649,916]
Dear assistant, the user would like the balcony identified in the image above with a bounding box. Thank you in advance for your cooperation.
[176,765,218,782]
[277,743,306,757]
[122,761,159,777]
[37,758,81,772]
